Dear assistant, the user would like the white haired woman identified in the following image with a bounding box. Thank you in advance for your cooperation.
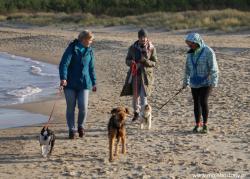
[59,30,97,139]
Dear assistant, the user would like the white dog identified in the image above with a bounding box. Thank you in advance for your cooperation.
[139,104,152,130]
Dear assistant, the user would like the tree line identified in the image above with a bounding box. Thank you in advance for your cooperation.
[0,0,249,16]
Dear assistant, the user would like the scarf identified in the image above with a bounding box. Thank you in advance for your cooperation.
[133,40,154,60]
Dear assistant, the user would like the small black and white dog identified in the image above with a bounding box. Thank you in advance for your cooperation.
[39,127,55,157]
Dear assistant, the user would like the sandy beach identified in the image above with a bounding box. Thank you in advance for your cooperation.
[0,26,249,178]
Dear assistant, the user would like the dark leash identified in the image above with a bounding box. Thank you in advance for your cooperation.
[158,87,185,110]
[43,86,64,129]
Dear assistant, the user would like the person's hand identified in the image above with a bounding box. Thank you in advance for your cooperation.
[182,84,188,89]
[141,50,148,58]
[92,85,97,92]
[140,58,146,64]
[60,80,67,87]
[210,85,216,91]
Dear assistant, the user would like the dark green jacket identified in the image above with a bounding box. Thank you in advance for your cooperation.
[121,42,157,96]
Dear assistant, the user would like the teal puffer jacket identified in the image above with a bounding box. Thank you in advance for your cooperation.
[59,39,96,90]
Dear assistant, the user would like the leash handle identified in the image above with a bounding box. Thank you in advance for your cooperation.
[158,87,184,110]
[44,86,64,129]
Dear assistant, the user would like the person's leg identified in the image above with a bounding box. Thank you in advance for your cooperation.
[137,84,148,127]
[132,91,139,121]
[132,75,141,121]
[132,94,139,113]
[77,89,89,137]
[200,86,212,132]
[64,88,77,137]
[191,88,202,132]
[140,84,148,107]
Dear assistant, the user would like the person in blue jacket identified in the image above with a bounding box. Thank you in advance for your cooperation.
[183,33,219,134]
[59,30,97,139]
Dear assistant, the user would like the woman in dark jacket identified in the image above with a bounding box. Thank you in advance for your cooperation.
[59,30,97,139]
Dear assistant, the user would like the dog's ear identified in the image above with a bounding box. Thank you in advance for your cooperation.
[46,128,52,135]
[41,127,46,134]
[111,108,117,115]
[125,107,129,114]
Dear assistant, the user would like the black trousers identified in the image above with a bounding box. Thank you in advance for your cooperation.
[191,86,212,125]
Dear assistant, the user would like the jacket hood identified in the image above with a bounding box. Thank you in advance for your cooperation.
[185,33,205,48]
[70,39,92,53]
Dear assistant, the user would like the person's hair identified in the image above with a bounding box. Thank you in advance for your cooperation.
[78,30,94,41]
[138,28,148,38]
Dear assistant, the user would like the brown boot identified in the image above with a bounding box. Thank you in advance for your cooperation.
[78,127,85,138]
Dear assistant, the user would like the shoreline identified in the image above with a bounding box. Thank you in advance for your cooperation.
[0,108,49,130]
[0,49,61,130]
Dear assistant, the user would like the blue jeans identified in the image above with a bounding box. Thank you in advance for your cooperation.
[64,88,89,132]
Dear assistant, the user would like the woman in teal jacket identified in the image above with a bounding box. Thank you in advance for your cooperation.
[183,33,219,133]
[59,30,97,139]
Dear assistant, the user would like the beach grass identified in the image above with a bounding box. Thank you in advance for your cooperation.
[1,9,250,31]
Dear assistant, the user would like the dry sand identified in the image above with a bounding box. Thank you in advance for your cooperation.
[0,26,249,178]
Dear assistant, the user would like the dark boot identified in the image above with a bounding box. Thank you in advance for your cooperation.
[69,130,76,139]
[200,125,208,134]
[132,112,139,122]
[193,125,199,133]
[78,127,85,138]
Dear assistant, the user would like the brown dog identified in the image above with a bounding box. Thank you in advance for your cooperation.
[108,107,129,162]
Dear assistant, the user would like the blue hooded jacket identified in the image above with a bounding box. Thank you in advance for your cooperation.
[59,39,96,90]
[183,33,219,88]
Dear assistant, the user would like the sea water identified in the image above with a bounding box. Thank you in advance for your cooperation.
[0,52,59,106]
[0,52,59,129]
